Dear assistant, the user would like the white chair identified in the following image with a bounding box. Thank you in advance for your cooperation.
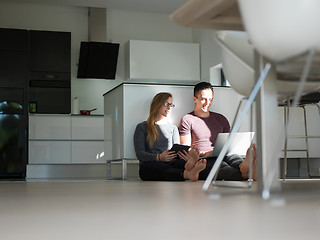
[238,0,320,62]
[236,0,320,198]
[214,30,320,100]
[202,29,320,193]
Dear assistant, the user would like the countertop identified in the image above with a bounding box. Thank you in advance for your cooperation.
[29,113,104,117]
[103,81,230,96]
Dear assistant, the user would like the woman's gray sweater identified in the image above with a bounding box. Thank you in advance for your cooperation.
[133,121,180,162]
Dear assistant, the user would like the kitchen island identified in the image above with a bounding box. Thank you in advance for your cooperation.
[103,82,248,179]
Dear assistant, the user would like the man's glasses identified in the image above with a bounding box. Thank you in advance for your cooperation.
[164,102,175,108]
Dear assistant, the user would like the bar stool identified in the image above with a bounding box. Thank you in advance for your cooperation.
[282,91,320,179]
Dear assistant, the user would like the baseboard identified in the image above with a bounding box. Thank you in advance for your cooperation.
[26,162,140,179]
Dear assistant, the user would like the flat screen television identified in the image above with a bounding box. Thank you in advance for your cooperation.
[77,41,120,79]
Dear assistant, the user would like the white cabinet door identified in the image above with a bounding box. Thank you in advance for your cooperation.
[29,141,71,164]
[71,141,105,163]
[29,115,71,140]
[71,116,104,140]
[125,40,200,84]
[71,116,105,163]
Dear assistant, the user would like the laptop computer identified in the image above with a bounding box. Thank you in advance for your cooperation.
[211,132,255,157]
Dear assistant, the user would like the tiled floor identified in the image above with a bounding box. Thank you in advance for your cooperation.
[1,179,320,239]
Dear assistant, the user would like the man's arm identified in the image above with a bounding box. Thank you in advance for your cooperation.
[178,115,192,147]
[180,134,191,146]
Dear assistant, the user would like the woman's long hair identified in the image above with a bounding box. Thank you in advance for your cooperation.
[146,92,172,148]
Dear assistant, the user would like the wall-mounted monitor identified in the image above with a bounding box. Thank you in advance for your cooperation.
[77,41,120,79]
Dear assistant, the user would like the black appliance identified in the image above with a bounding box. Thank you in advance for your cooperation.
[29,84,70,114]
[0,101,27,178]
[77,41,120,79]
[0,28,28,179]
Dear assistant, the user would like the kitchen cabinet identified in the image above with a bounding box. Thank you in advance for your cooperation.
[71,116,104,140]
[0,28,29,178]
[29,115,71,140]
[125,40,200,84]
[29,141,71,164]
[29,115,70,164]
[28,114,104,164]
[71,116,104,164]
[29,30,71,114]
[0,28,28,89]
[0,28,71,115]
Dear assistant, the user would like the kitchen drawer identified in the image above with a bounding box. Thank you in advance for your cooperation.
[29,115,71,139]
[71,116,104,140]
[29,141,71,164]
[71,141,104,163]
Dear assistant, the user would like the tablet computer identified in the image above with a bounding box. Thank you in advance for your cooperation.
[170,144,190,153]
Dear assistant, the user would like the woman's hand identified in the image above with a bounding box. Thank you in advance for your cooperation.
[159,150,177,162]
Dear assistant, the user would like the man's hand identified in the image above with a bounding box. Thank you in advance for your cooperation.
[199,150,213,158]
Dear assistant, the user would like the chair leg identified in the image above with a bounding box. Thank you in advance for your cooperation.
[231,97,247,130]
[283,103,289,180]
[202,63,272,192]
[301,105,312,177]
[263,48,316,200]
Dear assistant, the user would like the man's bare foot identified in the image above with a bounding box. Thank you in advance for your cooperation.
[185,159,206,182]
[185,146,200,171]
[239,144,257,180]
[252,158,257,181]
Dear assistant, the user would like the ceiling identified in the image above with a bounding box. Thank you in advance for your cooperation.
[1,0,190,14]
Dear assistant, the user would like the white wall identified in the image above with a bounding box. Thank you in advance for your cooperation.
[193,28,223,84]
[75,9,195,114]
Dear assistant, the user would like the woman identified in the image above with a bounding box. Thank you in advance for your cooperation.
[133,92,206,181]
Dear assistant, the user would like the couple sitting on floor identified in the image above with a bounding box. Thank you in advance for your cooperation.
[133,82,257,182]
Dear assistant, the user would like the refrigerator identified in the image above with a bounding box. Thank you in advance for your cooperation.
[0,101,27,178]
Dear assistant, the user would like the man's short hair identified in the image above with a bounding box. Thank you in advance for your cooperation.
[194,82,214,97]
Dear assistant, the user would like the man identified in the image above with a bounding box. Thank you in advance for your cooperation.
[178,82,256,180]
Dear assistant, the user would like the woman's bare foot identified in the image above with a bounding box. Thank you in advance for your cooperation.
[185,146,200,171]
[239,144,257,180]
[184,159,206,182]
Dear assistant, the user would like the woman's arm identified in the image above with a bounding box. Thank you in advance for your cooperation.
[133,123,157,162]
